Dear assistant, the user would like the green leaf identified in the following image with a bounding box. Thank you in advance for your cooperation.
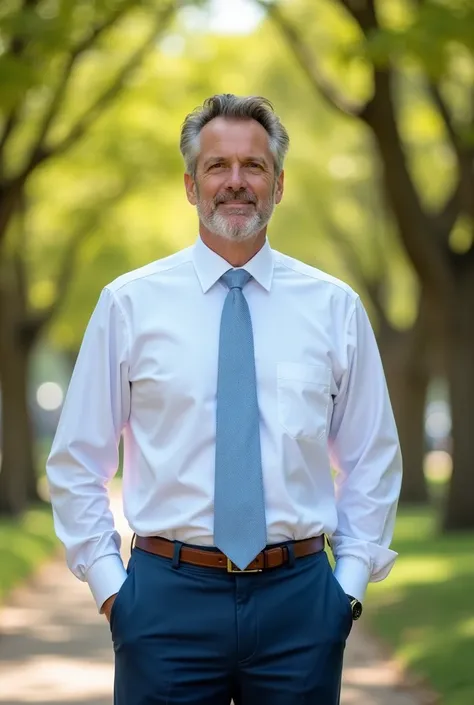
[0,55,38,111]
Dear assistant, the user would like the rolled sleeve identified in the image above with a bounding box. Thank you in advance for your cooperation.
[328,297,402,601]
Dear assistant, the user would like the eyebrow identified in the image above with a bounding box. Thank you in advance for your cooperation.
[203,156,269,169]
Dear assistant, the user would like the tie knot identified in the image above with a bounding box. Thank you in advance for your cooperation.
[222,269,252,291]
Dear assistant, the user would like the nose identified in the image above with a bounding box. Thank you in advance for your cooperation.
[225,164,247,191]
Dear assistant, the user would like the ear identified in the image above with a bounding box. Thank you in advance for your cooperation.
[184,173,197,205]
[274,170,284,205]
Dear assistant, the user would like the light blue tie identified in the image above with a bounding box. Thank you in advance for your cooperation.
[214,268,267,570]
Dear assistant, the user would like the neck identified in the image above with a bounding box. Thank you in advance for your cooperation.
[199,228,267,267]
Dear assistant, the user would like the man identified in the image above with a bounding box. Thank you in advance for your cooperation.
[46,94,402,704]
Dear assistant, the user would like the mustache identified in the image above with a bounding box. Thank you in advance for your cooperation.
[214,191,256,206]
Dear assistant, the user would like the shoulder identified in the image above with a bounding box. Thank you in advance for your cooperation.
[273,249,359,303]
[104,246,193,298]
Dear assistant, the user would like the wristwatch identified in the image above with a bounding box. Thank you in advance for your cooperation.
[346,595,363,620]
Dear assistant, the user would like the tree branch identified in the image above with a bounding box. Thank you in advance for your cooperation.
[0,174,28,246]
[38,223,96,329]
[267,0,449,291]
[470,82,474,134]
[0,1,42,172]
[325,218,367,288]
[365,278,389,326]
[257,1,364,118]
[24,3,175,175]
[432,179,461,240]
[337,0,454,291]
[12,192,29,315]
[320,211,388,324]
[358,67,451,293]
[364,179,393,277]
[32,178,134,333]
[262,0,448,289]
[339,0,378,35]
[0,109,21,177]
[28,0,138,163]
[434,97,474,223]
[428,82,463,159]
[5,0,42,55]
[343,0,469,240]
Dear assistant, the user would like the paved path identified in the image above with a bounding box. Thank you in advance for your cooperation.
[0,495,429,705]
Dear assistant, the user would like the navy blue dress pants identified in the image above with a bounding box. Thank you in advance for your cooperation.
[110,542,353,704]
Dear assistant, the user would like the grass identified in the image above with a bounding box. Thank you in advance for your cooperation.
[0,437,59,603]
[0,501,59,603]
[0,436,121,606]
[365,506,474,705]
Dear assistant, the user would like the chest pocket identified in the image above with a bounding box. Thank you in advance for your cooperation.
[277,362,331,442]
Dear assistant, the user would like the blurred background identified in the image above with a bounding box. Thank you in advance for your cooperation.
[0,1,473,703]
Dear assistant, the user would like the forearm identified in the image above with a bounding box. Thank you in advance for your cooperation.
[46,287,131,610]
[330,440,402,601]
[47,449,127,609]
[328,297,403,601]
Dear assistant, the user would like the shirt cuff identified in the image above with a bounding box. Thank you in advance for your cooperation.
[85,553,128,613]
[333,556,371,602]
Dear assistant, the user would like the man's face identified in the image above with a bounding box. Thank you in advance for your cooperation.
[184,117,284,242]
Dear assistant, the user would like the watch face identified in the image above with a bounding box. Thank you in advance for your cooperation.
[352,600,363,620]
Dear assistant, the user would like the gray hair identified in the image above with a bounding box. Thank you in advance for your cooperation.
[180,94,290,178]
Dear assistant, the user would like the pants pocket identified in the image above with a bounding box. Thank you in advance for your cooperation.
[328,568,353,638]
[109,556,136,636]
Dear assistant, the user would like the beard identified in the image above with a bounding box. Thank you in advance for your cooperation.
[196,187,275,242]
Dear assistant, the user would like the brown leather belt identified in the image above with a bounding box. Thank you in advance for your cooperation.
[134,535,325,572]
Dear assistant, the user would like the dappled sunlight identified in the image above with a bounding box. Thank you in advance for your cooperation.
[386,557,458,585]
[365,507,474,702]
[344,660,404,688]
[341,626,427,705]
[2,604,99,642]
[0,507,58,602]
[390,514,434,542]
[0,495,125,703]
[399,620,474,665]
[457,617,474,638]
[423,451,452,485]
[0,656,113,702]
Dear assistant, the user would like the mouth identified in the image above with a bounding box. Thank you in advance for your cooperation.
[218,201,255,207]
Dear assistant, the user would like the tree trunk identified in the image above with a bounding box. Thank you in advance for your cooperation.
[0,270,36,516]
[443,261,474,530]
[26,432,42,503]
[379,308,430,505]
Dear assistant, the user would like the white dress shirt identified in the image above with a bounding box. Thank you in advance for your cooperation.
[46,236,402,611]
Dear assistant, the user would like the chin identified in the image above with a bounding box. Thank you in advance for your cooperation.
[203,212,261,242]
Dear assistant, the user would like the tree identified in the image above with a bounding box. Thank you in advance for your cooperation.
[0,181,135,514]
[318,203,431,505]
[0,0,189,515]
[259,0,474,529]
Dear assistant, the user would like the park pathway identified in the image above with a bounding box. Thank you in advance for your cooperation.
[0,493,426,705]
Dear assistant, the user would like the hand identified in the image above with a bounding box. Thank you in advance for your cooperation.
[102,593,118,623]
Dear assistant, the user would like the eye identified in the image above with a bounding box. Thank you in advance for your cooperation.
[247,162,263,170]
[208,162,225,171]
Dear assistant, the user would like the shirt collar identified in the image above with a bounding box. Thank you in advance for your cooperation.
[192,235,274,293]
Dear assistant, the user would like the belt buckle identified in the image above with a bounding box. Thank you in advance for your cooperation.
[226,558,262,573]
